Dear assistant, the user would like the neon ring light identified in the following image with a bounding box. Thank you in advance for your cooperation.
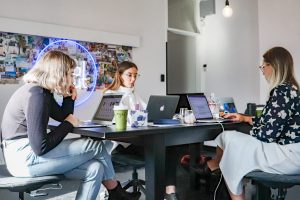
[36,39,97,107]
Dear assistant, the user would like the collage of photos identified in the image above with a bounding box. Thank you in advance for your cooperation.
[0,31,133,90]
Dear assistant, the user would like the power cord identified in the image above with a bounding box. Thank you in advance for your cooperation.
[33,183,63,191]
[214,121,224,200]
[216,121,225,132]
[213,173,223,200]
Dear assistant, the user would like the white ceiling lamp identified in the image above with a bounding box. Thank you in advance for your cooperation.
[222,0,233,18]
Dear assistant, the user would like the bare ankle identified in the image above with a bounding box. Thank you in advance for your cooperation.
[207,160,219,171]
[103,180,118,190]
[165,185,176,194]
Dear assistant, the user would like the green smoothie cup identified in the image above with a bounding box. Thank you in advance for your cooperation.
[114,105,128,130]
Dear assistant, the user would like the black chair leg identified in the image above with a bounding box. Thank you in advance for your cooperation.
[19,192,24,200]
[255,182,271,200]
[124,181,134,190]
[276,188,287,200]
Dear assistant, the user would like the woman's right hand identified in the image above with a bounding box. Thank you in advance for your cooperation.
[65,114,80,127]
[224,113,253,124]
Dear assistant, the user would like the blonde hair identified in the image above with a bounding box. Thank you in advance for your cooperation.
[103,61,138,92]
[23,50,76,95]
[263,47,299,90]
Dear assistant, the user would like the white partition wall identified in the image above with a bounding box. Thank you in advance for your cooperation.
[0,0,167,123]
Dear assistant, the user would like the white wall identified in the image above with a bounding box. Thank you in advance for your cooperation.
[0,0,167,121]
[1,0,299,118]
[198,0,260,112]
[258,0,300,103]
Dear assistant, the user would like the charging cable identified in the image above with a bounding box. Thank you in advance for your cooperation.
[216,121,225,132]
[213,173,223,200]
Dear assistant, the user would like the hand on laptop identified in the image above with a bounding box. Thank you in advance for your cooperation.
[65,114,80,127]
[224,113,253,124]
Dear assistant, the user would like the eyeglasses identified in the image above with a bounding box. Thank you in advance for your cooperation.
[123,73,140,79]
[258,63,270,72]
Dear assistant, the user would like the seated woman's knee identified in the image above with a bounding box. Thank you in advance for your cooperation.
[85,160,104,181]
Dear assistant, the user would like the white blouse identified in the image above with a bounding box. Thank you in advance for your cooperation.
[105,86,146,111]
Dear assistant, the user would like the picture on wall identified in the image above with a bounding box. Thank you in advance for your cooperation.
[0,31,132,90]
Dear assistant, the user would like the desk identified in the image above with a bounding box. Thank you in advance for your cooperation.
[55,122,250,200]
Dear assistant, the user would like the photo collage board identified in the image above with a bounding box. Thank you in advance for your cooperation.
[0,31,132,90]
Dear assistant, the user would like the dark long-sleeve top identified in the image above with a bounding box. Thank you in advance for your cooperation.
[250,83,300,145]
[1,83,74,156]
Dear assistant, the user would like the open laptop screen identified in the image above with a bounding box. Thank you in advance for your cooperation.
[187,95,213,120]
[168,93,204,113]
[93,94,123,121]
[219,97,238,113]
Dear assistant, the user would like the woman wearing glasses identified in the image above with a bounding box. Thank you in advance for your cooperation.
[103,61,146,155]
[104,61,146,111]
[196,47,300,200]
[104,61,182,200]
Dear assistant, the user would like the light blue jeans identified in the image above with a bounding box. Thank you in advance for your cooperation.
[3,137,115,200]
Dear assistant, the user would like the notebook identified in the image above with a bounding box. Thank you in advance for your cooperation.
[77,94,123,128]
[187,94,233,123]
[147,95,180,122]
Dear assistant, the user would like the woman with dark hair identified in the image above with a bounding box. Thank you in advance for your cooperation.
[1,51,141,200]
[104,61,181,200]
[196,47,300,200]
[104,61,146,111]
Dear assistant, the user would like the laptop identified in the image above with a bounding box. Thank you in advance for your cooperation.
[147,95,180,122]
[77,94,123,128]
[219,97,238,114]
[168,93,204,113]
[187,94,233,123]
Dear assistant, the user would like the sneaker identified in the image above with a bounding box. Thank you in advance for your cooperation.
[164,193,179,200]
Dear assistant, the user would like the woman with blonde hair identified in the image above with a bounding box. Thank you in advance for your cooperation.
[196,47,300,200]
[1,50,140,200]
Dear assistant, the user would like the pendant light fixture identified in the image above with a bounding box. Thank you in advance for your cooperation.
[222,0,233,18]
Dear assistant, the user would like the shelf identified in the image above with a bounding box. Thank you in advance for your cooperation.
[167,27,201,37]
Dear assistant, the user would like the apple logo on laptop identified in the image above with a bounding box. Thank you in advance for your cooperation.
[160,105,165,111]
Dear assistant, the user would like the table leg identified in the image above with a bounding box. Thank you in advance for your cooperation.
[144,135,165,200]
[189,143,201,189]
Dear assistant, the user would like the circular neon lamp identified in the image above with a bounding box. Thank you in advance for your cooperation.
[36,39,97,107]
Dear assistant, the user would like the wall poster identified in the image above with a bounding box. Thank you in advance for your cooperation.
[0,31,132,91]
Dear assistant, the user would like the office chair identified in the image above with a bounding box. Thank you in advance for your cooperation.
[245,171,300,200]
[112,153,146,194]
[0,128,64,200]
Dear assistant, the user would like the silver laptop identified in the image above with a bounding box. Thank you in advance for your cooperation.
[187,94,232,123]
[147,95,180,122]
[219,97,238,114]
[78,94,123,128]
